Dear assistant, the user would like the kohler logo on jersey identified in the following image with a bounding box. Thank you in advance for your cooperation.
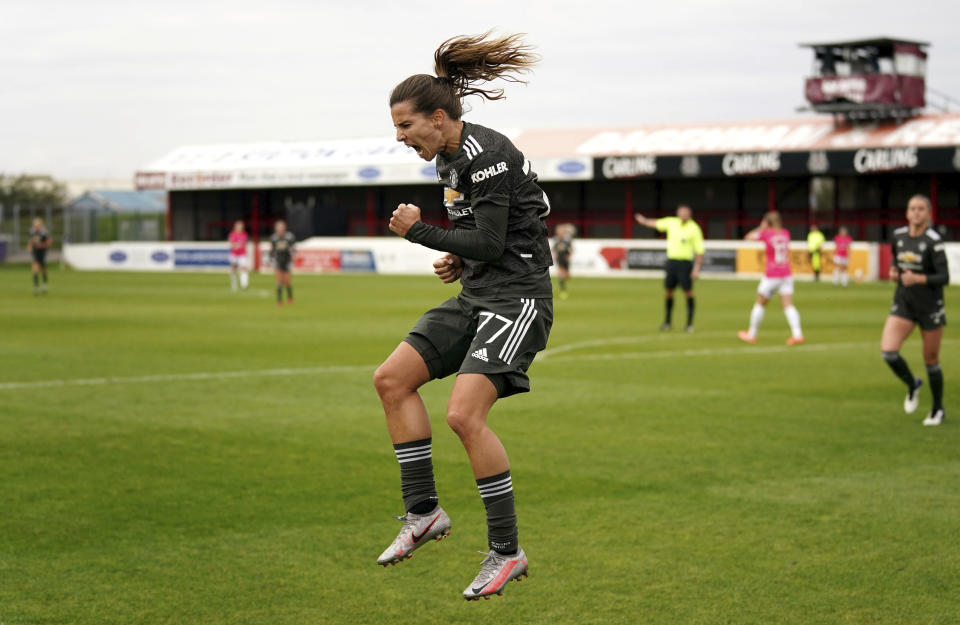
[854,147,918,173]
[722,151,781,176]
[602,156,657,178]
[471,161,508,184]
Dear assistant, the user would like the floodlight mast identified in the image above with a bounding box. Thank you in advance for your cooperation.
[799,37,929,123]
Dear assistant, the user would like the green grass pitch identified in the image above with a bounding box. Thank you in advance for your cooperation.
[1,265,957,625]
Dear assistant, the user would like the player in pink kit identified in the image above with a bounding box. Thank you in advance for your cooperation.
[228,220,250,291]
[737,211,804,345]
[832,226,853,287]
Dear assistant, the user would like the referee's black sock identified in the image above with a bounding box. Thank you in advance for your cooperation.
[286,285,293,300]
[664,298,674,324]
[41,270,48,283]
[927,363,944,412]
[32,273,39,288]
[276,286,283,303]
[477,470,518,556]
[686,296,695,326]
[882,351,916,389]
[559,278,566,292]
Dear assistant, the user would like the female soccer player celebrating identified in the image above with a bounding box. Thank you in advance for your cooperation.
[737,211,804,345]
[881,195,949,426]
[373,32,552,601]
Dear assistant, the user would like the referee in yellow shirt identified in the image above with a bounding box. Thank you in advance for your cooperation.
[635,204,705,332]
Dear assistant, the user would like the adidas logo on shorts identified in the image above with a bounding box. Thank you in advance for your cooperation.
[471,347,489,362]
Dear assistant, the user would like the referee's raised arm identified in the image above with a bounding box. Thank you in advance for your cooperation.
[634,213,660,229]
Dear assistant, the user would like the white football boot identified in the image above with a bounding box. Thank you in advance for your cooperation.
[463,548,528,601]
[904,379,923,414]
[377,507,451,566]
[922,409,945,426]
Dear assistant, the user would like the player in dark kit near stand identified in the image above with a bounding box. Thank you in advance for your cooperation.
[881,195,950,426]
[553,223,575,299]
[27,218,51,295]
[373,32,552,601]
[269,220,296,306]
[635,205,705,332]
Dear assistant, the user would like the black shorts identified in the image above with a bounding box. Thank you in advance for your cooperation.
[275,259,292,272]
[403,290,553,398]
[664,259,693,291]
[556,254,570,270]
[32,249,47,267]
[890,287,946,331]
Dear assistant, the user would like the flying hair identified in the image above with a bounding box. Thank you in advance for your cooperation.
[390,31,539,120]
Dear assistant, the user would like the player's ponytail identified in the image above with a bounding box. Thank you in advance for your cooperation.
[390,31,538,120]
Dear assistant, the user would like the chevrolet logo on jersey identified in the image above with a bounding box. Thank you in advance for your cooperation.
[898,251,921,264]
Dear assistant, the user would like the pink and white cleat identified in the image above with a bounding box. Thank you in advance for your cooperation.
[376,507,451,567]
[463,548,529,601]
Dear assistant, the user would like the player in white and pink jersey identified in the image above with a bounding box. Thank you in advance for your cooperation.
[737,211,804,346]
[833,226,853,288]
[228,220,250,291]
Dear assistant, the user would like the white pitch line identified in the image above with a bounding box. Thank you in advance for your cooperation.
[538,340,878,364]
[540,331,733,360]
[0,364,374,391]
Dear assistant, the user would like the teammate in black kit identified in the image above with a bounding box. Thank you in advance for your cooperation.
[28,218,51,295]
[269,220,296,306]
[373,32,550,600]
[881,195,949,426]
[553,223,575,299]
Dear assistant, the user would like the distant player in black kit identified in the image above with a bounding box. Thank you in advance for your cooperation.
[28,218,51,295]
[269,220,296,306]
[373,32,550,600]
[553,223,575,299]
[881,195,949,426]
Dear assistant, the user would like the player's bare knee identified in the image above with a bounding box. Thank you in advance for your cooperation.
[373,363,408,400]
[924,352,939,367]
[445,406,481,439]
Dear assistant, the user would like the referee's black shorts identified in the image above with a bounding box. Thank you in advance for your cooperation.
[664,259,693,291]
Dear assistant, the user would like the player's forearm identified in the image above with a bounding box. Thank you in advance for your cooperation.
[405,209,507,262]
[693,254,704,269]
[926,260,949,286]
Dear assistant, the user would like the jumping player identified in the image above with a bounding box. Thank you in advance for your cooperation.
[228,220,250,291]
[635,204,704,332]
[27,217,50,295]
[373,32,551,601]
[737,211,804,345]
[553,223,575,299]
[269,220,295,306]
[881,195,949,426]
[833,226,852,287]
[807,223,824,282]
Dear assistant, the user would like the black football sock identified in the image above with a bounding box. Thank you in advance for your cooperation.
[882,351,916,389]
[686,296,695,326]
[286,285,293,300]
[664,298,674,324]
[42,270,48,283]
[276,286,283,303]
[477,470,518,555]
[394,438,438,514]
[927,363,944,412]
[559,278,566,292]
[33,273,39,287]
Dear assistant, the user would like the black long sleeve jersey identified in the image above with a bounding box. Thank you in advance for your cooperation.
[891,225,950,303]
[404,121,553,294]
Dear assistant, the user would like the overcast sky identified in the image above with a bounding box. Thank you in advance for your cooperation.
[2,0,958,181]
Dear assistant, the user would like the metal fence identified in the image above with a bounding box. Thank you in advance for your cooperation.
[0,202,164,258]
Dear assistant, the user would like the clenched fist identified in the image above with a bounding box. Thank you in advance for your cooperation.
[433,254,463,284]
[389,203,421,237]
